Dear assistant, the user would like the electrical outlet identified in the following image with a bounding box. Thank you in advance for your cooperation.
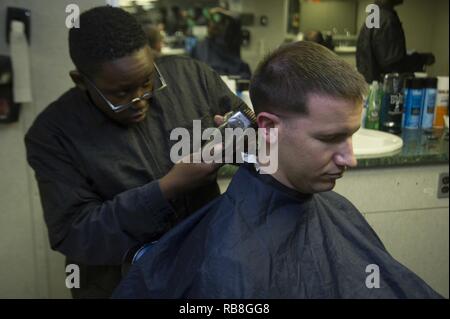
[437,172,449,198]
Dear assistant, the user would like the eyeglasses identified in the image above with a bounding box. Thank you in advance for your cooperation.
[82,63,167,113]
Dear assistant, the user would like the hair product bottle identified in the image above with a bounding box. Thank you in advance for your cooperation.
[433,76,449,129]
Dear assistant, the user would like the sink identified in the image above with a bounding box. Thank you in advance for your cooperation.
[352,128,403,158]
[334,46,356,53]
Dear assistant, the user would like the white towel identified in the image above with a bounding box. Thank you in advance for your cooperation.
[9,20,33,103]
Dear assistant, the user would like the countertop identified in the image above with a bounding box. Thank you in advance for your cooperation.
[355,128,449,168]
[217,128,449,178]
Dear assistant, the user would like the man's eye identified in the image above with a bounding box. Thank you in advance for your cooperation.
[319,136,344,143]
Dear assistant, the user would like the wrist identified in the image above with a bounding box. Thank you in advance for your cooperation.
[159,174,179,201]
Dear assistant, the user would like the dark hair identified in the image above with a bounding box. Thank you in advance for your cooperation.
[249,41,367,115]
[69,6,147,76]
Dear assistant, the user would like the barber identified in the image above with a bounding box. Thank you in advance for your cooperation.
[25,6,245,298]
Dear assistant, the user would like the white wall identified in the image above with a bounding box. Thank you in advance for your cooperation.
[238,0,288,72]
[428,0,449,77]
[0,0,104,299]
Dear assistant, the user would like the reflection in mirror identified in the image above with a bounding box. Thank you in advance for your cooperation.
[116,0,448,77]
[299,0,357,35]
[286,0,300,35]
[119,0,252,79]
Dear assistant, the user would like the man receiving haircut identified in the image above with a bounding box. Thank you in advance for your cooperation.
[25,6,246,298]
[113,41,442,298]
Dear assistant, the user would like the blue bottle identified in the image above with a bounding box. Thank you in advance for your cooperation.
[403,78,425,129]
[420,77,438,130]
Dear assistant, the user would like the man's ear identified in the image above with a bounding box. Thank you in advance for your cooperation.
[69,70,87,91]
[257,112,282,144]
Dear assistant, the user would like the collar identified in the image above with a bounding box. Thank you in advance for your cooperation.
[232,163,313,203]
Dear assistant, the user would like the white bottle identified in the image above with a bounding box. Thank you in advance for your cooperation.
[433,76,449,128]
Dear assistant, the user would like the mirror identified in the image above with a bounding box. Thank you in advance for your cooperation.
[299,0,358,36]
[119,0,448,77]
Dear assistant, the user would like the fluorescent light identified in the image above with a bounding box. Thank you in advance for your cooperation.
[119,0,159,7]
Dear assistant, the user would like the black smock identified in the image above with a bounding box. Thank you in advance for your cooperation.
[356,6,428,83]
[24,56,245,298]
[113,164,442,299]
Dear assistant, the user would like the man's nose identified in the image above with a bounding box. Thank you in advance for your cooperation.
[130,89,149,111]
[130,98,147,111]
[334,138,357,168]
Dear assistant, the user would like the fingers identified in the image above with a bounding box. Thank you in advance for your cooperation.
[176,143,224,165]
[214,115,225,127]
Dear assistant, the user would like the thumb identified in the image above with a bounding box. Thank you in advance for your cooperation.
[214,115,225,127]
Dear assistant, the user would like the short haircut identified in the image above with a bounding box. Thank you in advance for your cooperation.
[69,6,147,76]
[249,41,367,116]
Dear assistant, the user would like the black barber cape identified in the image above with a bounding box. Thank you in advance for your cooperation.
[25,56,245,298]
[113,164,442,298]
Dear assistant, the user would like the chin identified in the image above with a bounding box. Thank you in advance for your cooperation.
[312,180,336,193]
[127,114,147,124]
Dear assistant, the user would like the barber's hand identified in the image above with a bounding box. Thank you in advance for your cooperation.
[159,114,229,200]
[214,114,226,126]
[159,146,223,201]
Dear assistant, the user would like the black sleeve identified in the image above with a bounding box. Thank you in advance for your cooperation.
[372,14,425,74]
[372,15,407,70]
[25,122,175,265]
[393,52,427,74]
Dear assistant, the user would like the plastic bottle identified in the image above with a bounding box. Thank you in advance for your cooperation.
[365,81,382,130]
[403,78,424,129]
[402,77,411,128]
[361,95,368,128]
[380,73,403,134]
[420,77,438,131]
[433,76,449,129]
